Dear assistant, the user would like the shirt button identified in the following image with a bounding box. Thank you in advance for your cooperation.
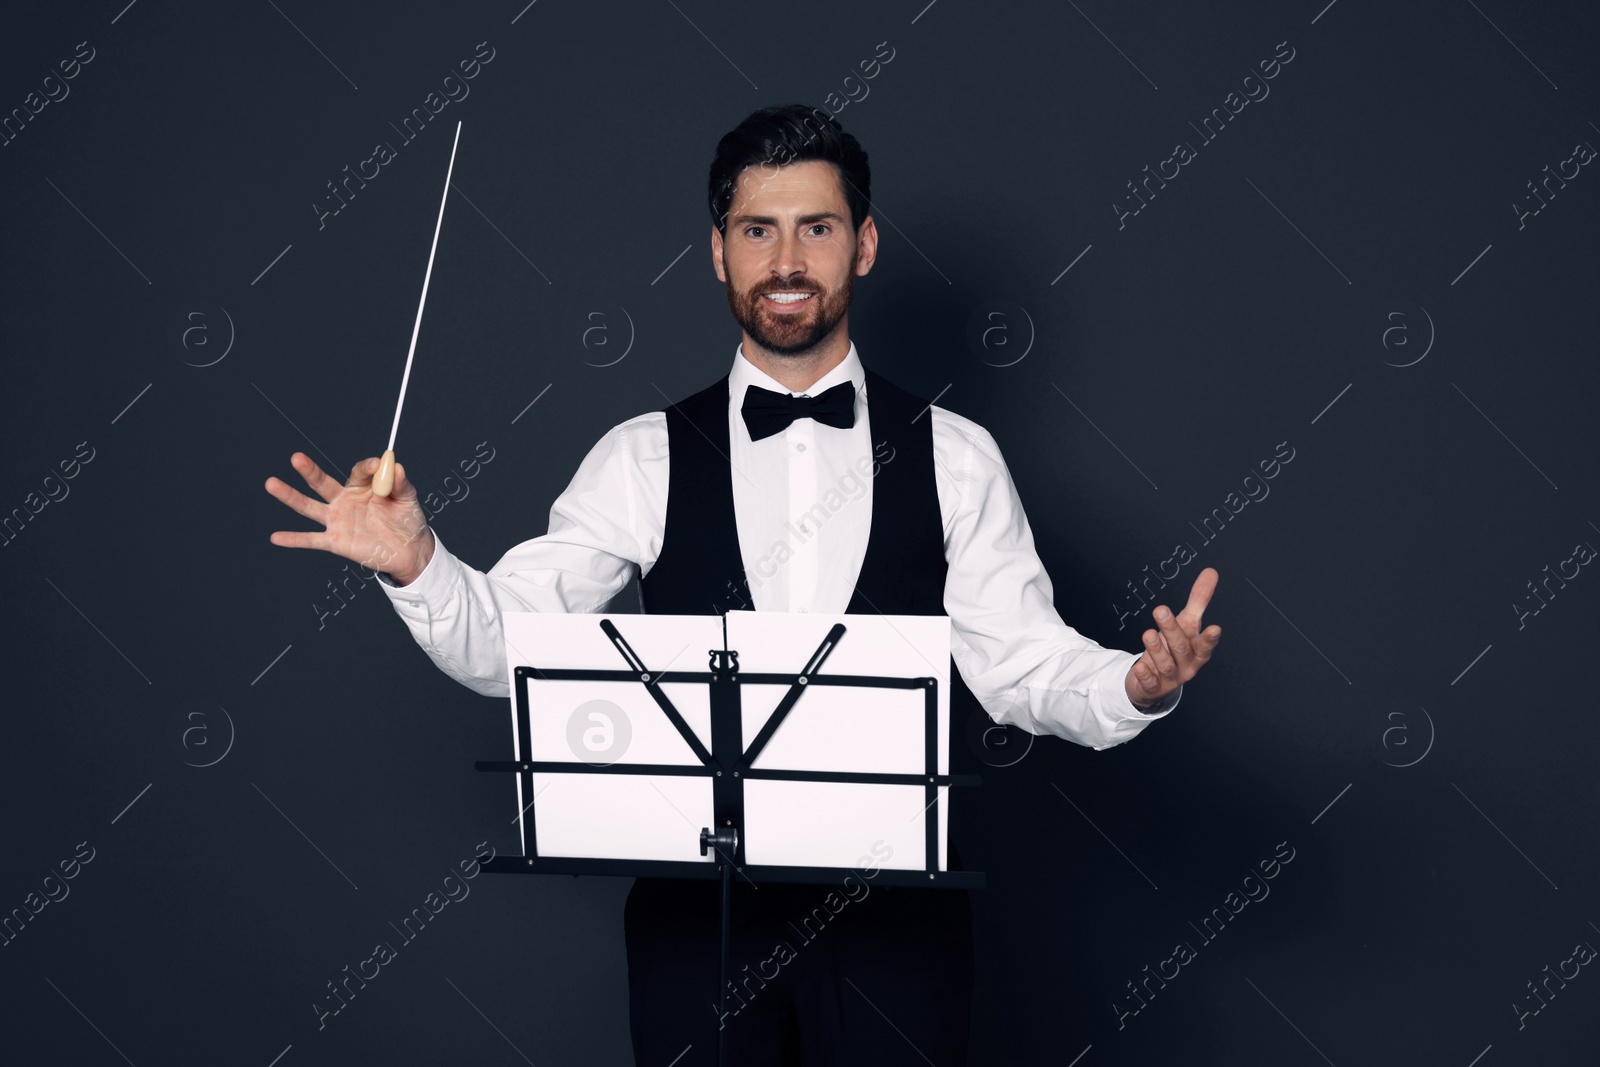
[798,608,808,613]
[795,443,806,452]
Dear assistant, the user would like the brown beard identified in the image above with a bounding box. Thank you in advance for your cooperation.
[723,245,858,357]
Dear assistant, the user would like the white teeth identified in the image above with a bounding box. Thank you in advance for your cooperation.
[764,292,813,304]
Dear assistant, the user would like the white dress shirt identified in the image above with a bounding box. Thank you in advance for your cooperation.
[378,341,1179,750]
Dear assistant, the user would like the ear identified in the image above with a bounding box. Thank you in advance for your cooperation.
[854,215,878,276]
[711,224,727,283]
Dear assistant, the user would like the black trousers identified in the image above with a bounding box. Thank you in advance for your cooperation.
[624,873,974,1065]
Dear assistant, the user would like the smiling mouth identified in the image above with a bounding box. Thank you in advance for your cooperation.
[762,291,815,303]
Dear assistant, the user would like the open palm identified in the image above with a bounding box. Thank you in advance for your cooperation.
[264,452,433,582]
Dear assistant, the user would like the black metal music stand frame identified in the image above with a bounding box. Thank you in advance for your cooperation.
[475,615,983,1067]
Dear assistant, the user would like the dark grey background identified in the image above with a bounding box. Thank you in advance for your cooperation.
[3,0,1597,1064]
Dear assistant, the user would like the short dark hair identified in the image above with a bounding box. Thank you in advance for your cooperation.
[707,104,871,236]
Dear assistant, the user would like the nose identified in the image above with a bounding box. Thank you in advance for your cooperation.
[773,231,805,280]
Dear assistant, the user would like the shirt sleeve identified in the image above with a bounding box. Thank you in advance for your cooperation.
[375,413,668,698]
[935,411,1181,751]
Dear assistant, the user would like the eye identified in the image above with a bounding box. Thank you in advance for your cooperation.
[745,226,767,238]
[809,224,830,236]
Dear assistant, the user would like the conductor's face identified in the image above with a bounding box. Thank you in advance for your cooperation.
[712,159,877,359]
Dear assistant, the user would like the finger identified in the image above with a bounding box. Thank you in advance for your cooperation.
[1179,567,1219,624]
[1130,653,1162,696]
[1153,606,1194,663]
[1178,626,1221,680]
[268,529,331,550]
[391,460,417,502]
[345,455,380,489]
[1142,627,1178,682]
[291,452,345,503]
[263,474,329,525]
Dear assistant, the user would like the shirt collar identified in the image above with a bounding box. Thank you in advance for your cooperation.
[729,339,866,405]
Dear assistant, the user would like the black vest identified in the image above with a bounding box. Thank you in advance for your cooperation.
[638,367,975,877]
[639,366,946,617]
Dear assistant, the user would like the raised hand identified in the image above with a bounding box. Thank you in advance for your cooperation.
[1125,567,1221,710]
[264,452,435,585]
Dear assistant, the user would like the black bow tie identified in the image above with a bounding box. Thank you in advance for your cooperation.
[740,381,857,441]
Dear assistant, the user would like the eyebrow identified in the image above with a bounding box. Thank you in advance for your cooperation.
[730,211,846,227]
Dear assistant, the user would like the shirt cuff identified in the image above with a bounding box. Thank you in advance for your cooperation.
[375,528,457,613]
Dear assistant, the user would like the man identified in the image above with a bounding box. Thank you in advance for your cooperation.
[264,103,1221,1064]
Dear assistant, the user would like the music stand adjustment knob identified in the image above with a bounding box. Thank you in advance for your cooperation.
[699,825,738,857]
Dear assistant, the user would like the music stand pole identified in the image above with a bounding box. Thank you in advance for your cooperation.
[700,823,738,1067]
[720,857,731,1067]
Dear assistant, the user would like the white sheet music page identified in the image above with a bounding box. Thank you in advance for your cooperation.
[502,611,723,862]
[726,610,951,872]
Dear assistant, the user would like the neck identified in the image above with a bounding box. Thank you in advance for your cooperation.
[741,320,851,392]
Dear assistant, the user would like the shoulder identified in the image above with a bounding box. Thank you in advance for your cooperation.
[924,404,1017,526]
[929,404,1006,470]
[574,409,668,472]
[615,409,668,436]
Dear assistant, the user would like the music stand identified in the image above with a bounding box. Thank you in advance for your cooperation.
[475,610,984,1066]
